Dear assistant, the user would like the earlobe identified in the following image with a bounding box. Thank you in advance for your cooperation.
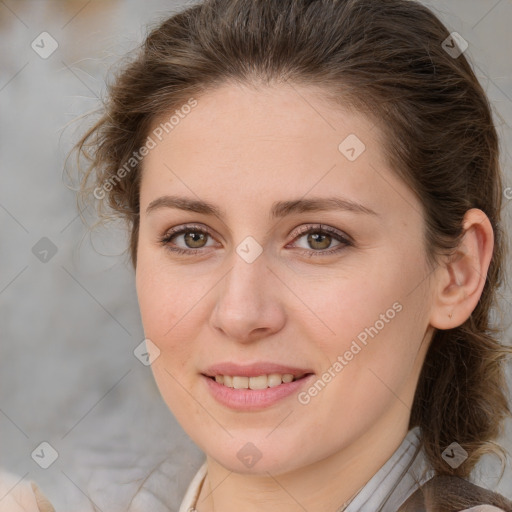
[429,208,494,330]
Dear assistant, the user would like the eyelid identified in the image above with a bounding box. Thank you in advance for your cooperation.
[160,223,351,243]
[159,222,353,255]
[160,223,219,244]
[289,223,353,244]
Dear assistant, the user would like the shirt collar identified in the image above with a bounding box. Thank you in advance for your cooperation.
[346,426,434,512]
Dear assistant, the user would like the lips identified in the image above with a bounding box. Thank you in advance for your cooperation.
[202,362,313,379]
[201,362,315,410]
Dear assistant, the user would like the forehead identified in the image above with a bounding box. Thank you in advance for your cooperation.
[139,82,420,226]
[143,83,375,179]
[147,81,377,154]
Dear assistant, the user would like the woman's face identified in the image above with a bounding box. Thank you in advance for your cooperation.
[136,82,437,475]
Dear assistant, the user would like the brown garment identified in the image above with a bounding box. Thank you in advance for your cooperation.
[398,475,512,512]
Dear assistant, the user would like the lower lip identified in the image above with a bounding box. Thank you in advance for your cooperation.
[202,374,314,411]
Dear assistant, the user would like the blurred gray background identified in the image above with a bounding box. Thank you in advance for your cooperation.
[0,0,511,510]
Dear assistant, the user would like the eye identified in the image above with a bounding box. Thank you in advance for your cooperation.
[159,224,217,255]
[287,224,353,257]
[159,223,353,257]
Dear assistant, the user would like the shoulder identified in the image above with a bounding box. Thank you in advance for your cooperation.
[0,469,54,512]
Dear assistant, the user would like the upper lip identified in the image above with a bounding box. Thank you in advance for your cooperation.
[202,362,314,378]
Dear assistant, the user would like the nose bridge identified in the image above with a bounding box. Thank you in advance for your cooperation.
[223,239,270,305]
[211,239,286,341]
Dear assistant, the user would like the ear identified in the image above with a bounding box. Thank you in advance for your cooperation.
[429,208,494,330]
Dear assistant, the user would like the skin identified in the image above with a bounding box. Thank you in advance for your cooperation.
[135,81,494,512]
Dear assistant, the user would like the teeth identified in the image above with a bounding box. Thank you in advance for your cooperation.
[267,374,283,388]
[212,373,300,389]
[249,375,268,390]
[233,376,249,389]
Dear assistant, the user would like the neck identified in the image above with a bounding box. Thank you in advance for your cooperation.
[195,409,410,512]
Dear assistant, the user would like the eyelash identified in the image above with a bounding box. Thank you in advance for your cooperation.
[159,223,353,258]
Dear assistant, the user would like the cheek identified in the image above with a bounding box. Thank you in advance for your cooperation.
[324,281,429,413]
[135,261,196,382]
[136,259,203,418]
[136,247,200,340]
[293,272,402,354]
[305,251,429,378]
[134,249,222,395]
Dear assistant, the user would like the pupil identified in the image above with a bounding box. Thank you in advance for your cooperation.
[309,233,330,249]
[186,232,206,248]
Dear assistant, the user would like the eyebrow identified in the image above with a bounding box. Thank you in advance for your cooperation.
[145,195,379,219]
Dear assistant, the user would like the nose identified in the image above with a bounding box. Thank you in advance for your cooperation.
[209,250,287,343]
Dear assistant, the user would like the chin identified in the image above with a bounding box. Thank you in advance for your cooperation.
[199,435,312,476]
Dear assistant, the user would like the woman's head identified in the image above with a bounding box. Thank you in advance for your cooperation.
[76,0,511,479]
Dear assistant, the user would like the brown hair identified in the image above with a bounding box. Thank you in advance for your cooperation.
[74,0,511,481]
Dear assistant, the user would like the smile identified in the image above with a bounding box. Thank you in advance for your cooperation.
[211,373,306,389]
[202,372,314,410]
